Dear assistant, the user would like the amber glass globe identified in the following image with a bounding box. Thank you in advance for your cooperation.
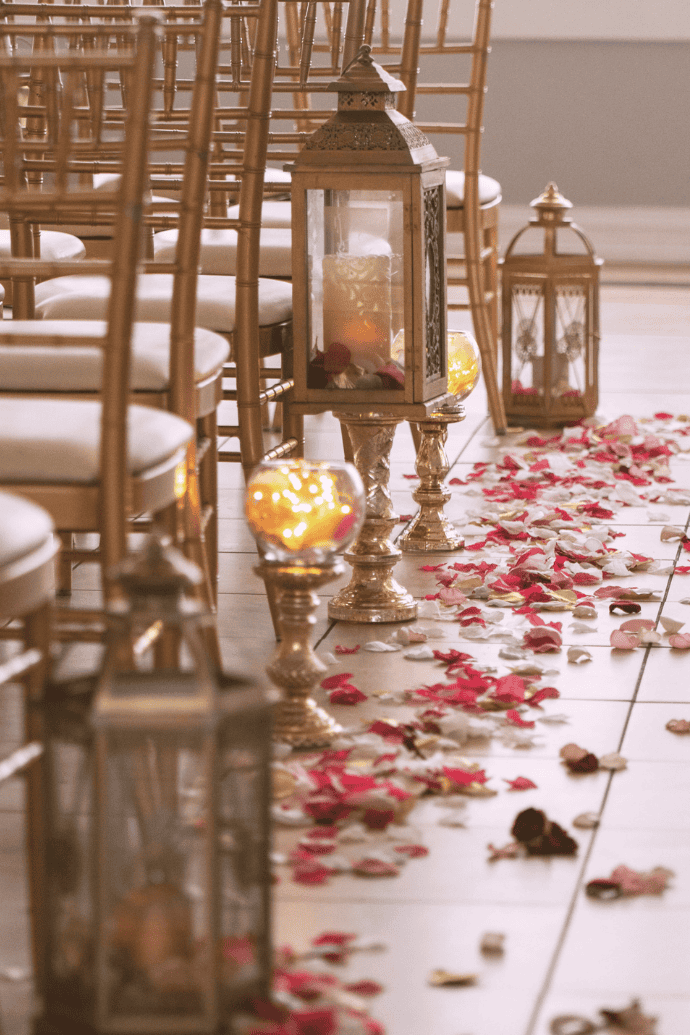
[447,330,481,399]
[245,460,366,564]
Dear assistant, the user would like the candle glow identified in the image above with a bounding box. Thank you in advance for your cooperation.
[245,461,365,563]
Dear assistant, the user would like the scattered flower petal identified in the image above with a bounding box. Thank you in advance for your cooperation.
[504,776,537,791]
[599,751,628,771]
[479,932,505,955]
[567,646,593,664]
[660,615,685,634]
[573,812,600,829]
[610,629,641,650]
[428,969,478,987]
[669,632,690,649]
[666,718,690,734]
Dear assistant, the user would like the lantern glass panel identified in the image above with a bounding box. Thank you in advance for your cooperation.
[101,727,207,1021]
[306,188,405,391]
[45,732,94,1014]
[218,734,270,998]
[554,285,588,402]
[509,284,545,399]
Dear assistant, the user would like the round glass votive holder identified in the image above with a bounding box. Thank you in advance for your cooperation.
[245,459,366,565]
[447,330,481,400]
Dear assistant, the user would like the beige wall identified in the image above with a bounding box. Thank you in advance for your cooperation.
[417,40,690,208]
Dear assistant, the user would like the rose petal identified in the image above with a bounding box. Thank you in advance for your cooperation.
[666,718,690,734]
[352,857,400,877]
[599,751,628,771]
[660,616,685,634]
[503,776,537,791]
[619,618,656,633]
[343,980,384,997]
[329,686,367,705]
[610,629,641,650]
[567,646,593,664]
[560,743,588,762]
[669,632,690,649]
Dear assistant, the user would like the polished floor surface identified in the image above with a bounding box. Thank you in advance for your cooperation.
[1,279,689,1034]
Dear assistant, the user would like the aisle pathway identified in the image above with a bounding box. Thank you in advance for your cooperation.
[0,284,688,1035]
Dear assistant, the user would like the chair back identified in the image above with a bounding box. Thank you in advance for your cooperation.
[362,0,494,173]
[0,14,160,556]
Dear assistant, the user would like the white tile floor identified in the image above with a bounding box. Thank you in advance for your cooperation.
[1,281,689,1034]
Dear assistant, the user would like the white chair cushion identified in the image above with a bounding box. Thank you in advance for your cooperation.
[0,399,193,483]
[33,274,293,334]
[0,490,54,567]
[0,321,230,392]
[153,227,293,278]
[228,199,292,229]
[265,167,291,185]
[445,170,502,209]
[0,229,86,262]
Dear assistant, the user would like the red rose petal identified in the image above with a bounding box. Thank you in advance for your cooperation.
[343,980,384,997]
[352,858,400,877]
[505,710,535,729]
[320,673,353,689]
[504,777,538,791]
[393,844,429,858]
[293,861,335,885]
[329,686,367,705]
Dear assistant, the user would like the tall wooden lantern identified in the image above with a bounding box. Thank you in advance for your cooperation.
[501,183,602,426]
[35,537,272,1035]
[289,44,451,623]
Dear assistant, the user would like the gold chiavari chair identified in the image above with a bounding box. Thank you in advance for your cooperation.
[0,4,93,302]
[0,491,57,986]
[0,0,285,618]
[17,0,294,490]
[0,14,197,645]
[364,0,507,433]
[151,0,365,472]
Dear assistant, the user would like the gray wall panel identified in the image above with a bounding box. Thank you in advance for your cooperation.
[414,40,690,208]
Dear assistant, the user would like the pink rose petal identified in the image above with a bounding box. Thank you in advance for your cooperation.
[669,633,690,649]
[610,630,641,650]
[619,618,656,633]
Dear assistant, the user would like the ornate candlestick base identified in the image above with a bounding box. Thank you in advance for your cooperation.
[329,413,417,623]
[400,405,466,553]
[259,560,344,747]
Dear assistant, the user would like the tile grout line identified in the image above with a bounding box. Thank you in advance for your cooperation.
[524,505,690,1034]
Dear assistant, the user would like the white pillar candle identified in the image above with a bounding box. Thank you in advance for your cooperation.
[322,254,393,373]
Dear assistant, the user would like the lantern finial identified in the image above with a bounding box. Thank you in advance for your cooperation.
[331,43,405,96]
[530,182,573,226]
[110,533,204,616]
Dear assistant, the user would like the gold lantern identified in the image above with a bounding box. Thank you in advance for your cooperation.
[35,537,272,1034]
[290,44,451,418]
[501,183,602,426]
[288,45,451,622]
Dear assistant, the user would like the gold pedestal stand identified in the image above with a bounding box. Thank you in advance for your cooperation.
[259,560,344,748]
[400,404,465,553]
[329,412,417,624]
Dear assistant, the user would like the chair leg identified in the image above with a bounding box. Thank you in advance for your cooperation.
[56,532,73,596]
[199,411,219,607]
[465,222,507,434]
[22,603,51,995]
[486,220,500,363]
